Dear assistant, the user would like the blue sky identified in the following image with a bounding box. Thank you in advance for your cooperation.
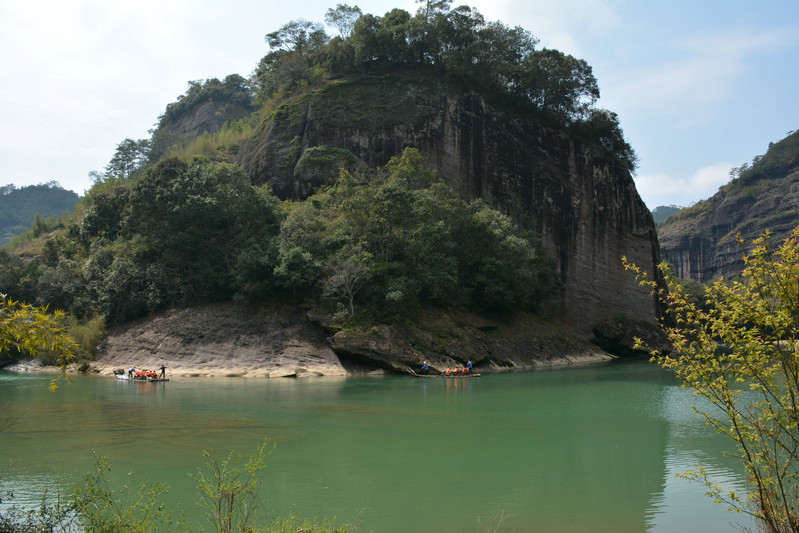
[1,0,797,210]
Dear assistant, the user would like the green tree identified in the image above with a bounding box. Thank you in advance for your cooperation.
[70,454,179,533]
[324,4,363,38]
[580,108,638,172]
[459,200,553,311]
[625,228,799,531]
[125,157,281,311]
[78,178,132,243]
[191,439,274,533]
[266,20,328,55]
[105,138,151,179]
[0,295,77,389]
[517,48,599,121]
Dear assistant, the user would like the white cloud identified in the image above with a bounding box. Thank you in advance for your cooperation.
[635,162,732,209]
[604,27,798,123]
[477,0,622,56]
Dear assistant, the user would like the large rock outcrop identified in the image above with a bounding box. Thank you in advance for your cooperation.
[659,131,799,282]
[94,303,347,378]
[237,73,661,336]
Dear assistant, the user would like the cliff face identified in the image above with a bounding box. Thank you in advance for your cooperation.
[150,99,255,161]
[659,132,799,282]
[237,74,660,336]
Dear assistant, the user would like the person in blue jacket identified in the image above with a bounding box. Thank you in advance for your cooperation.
[466,360,473,374]
[421,361,429,375]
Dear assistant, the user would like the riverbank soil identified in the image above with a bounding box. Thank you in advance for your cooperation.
[13,303,614,378]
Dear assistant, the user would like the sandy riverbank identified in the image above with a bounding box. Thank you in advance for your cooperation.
[3,303,617,379]
[88,304,351,378]
[3,358,355,379]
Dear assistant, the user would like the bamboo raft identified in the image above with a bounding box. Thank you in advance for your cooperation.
[408,369,481,378]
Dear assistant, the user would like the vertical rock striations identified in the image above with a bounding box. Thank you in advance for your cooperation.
[658,130,799,283]
[237,75,661,336]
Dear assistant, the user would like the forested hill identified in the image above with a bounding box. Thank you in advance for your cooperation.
[651,205,682,226]
[0,183,79,245]
[227,3,656,335]
[2,1,663,364]
[659,129,799,281]
[104,2,637,183]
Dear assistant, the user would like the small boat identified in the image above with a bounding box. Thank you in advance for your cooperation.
[408,369,481,378]
[113,369,169,382]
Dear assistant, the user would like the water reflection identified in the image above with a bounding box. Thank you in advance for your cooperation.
[0,364,756,532]
[645,380,754,532]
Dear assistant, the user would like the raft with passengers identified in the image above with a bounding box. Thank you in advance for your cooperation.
[409,361,480,378]
[113,365,169,382]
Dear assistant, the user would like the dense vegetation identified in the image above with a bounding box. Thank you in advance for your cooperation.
[250,0,636,170]
[106,0,635,172]
[2,0,642,362]
[0,182,79,245]
[724,129,799,195]
[149,74,257,162]
[2,149,555,339]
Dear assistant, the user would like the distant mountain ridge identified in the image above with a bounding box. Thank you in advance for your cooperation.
[651,205,682,226]
[0,182,79,245]
[658,130,799,281]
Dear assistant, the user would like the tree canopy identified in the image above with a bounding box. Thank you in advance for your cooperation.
[248,2,636,170]
[269,148,556,319]
[104,138,151,179]
[324,4,363,38]
[2,149,555,328]
[0,295,77,389]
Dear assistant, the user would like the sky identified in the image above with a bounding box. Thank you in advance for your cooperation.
[1,0,797,210]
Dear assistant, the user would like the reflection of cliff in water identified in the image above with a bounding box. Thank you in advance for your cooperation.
[0,362,752,532]
[491,360,675,532]
[268,360,677,532]
[646,375,755,532]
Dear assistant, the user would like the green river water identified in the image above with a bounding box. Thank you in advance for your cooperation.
[0,360,755,532]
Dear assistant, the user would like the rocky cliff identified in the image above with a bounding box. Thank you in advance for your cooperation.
[237,73,661,336]
[659,131,799,282]
[149,75,256,161]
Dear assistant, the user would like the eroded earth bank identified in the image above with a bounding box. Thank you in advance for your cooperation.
[87,302,614,378]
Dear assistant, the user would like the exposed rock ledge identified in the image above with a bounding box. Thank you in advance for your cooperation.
[88,303,614,378]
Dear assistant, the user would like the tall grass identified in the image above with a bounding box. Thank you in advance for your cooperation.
[168,119,255,162]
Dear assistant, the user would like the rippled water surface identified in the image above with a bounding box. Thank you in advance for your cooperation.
[0,361,755,532]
